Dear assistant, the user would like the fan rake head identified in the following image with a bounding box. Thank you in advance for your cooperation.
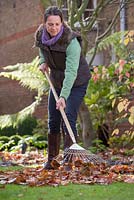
[55,143,105,166]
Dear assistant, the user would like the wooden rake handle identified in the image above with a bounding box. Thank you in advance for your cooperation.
[45,71,76,144]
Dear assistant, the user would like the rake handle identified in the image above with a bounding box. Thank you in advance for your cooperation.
[45,71,76,144]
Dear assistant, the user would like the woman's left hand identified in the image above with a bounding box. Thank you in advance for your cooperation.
[56,97,66,110]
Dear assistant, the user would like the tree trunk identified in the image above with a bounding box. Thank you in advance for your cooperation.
[79,101,96,148]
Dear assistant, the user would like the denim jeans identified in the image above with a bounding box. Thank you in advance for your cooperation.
[48,81,89,136]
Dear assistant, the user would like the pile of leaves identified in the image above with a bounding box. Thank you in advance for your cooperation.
[0,149,134,186]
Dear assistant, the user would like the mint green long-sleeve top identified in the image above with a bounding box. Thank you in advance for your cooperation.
[39,37,81,100]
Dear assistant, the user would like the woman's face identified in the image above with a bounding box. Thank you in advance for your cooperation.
[45,15,62,37]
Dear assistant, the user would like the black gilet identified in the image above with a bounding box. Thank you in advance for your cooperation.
[35,24,91,88]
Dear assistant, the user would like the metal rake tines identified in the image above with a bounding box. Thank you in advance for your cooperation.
[64,147,105,164]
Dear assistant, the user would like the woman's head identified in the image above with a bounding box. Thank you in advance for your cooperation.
[44,6,64,23]
[44,6,64,37]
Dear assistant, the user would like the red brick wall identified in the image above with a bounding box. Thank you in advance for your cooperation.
[0,0,47,119]
[0,0,44,66]
[98,1,134,65]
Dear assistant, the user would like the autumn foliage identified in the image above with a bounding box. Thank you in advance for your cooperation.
[0,149,134,186]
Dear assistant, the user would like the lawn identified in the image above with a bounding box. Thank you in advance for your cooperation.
[0,182,134,200]
[0,151,133,200]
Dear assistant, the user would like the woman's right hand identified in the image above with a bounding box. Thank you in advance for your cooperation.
[39,63,49,74]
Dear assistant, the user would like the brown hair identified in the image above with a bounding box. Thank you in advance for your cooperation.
[44,6,64,23]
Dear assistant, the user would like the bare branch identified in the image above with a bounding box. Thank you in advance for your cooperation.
[88,0,133,66]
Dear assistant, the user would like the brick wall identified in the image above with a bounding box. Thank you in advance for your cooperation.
[0,0,43,66]
[0,0,47,119]
[98,1,134,65]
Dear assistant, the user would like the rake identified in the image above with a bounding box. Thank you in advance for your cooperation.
[45,71,105,165]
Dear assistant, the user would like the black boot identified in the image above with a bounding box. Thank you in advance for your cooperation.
[44,133,61,170]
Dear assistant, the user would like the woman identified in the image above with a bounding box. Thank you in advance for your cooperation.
[35,6,91,169]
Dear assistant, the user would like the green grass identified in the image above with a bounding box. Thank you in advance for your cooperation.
[0,182,134,200]
[0,165,24,171]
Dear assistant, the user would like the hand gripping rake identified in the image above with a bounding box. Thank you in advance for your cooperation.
[45,71,105,165]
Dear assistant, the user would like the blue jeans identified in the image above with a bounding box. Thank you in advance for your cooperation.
[48,81,89,136]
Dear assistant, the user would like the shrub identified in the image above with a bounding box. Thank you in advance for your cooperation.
[17,116,37,136]
[0,116,37,137]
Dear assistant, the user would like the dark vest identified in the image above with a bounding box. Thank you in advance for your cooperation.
[35,24,91,88]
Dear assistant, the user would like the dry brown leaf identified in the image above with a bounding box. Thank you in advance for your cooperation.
[0,149,134,186]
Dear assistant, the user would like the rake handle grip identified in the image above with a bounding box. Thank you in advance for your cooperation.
[45,71,76,144]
